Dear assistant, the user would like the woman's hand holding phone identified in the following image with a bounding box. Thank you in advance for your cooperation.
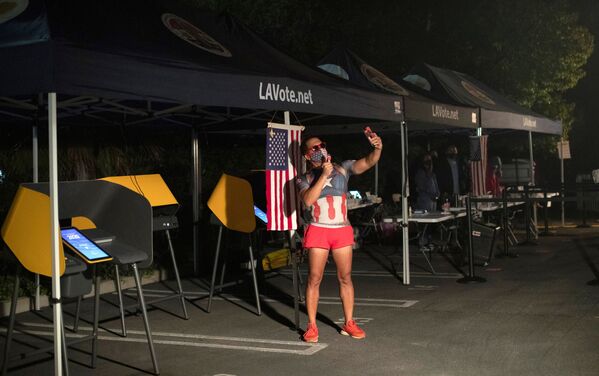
[364,126,382,150]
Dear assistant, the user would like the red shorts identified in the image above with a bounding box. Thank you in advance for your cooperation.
[303,225,354,250]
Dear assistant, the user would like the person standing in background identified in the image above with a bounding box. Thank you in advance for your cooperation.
[415,153,440,213]
[486,156,503,196]
[414,153,440,250]
[436,145,468,204]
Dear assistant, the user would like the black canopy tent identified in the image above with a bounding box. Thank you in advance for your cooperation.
[402,63,563,241]
[402,63,562,135]
[0,1,404,374]
[317,47,479,132]
[0,0,402,122]
[316,47,481,285]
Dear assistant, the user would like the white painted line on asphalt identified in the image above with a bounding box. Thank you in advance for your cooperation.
[333,317,373,325]
[12,323,328,356]
[408,285,438,291]
[135,289,419,308]
[96,336,326,355]
[279,269,462,279]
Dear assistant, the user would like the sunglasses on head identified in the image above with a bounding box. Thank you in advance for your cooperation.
[310,142,326,152]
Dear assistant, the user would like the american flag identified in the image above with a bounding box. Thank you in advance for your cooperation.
[470,135,488,196]
[265,123,303,231]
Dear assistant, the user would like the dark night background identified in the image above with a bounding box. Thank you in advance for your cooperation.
[1,0,599,277]
[186,0,599,183]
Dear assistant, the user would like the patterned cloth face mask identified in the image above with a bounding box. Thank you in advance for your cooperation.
[310,148,328,163]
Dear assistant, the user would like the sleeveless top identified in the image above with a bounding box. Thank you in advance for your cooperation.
[296,160,355,228]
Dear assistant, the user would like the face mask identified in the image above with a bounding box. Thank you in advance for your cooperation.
[424,161,432,168]
[447,153,457,159]
[310,148,328,163]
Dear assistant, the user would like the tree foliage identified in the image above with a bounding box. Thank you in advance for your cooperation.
[183,0,593,134]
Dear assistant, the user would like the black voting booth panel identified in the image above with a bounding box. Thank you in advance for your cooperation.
[22,180,159,374]
[24,180,153,268]
[99,174,189,329]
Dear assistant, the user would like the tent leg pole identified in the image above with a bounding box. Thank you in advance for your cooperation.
[32,124,41,311]
[48,92,64,376]
[528,131,538,239]
[192,128,201,276]
[400,121,410,285]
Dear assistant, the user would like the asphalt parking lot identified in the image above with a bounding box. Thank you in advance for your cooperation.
[2,227,599,376]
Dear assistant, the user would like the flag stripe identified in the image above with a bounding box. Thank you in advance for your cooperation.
[266,125,302,231]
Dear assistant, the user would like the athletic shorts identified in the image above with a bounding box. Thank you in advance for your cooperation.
[303,225,354,250]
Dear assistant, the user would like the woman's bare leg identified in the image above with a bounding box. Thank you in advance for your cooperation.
[306,248,329,324]
[331,245,354,322]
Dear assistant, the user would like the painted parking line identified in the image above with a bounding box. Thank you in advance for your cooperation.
[407,285,438,291]
[11,323,328,356]
[135,289,418,308]
[279,269,463,279]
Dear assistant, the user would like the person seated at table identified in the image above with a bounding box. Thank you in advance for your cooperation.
[414,153,440,250]
[486,156,503,197]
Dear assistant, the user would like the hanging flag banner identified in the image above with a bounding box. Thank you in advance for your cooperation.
[470,135,488,196]
[265,122,304,231]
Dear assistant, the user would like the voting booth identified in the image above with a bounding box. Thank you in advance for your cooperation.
[1,179,159,375]
[206,173,262,315]
[99,174,189,333]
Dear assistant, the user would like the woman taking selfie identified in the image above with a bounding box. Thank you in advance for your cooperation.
[296,128,382,343]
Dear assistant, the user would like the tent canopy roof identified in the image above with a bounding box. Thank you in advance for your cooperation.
[0,0,402,126]
[402,63,561,135]
[317,47,479,131]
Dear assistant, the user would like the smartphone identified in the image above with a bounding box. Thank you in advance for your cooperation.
[61,227,113,264]
[363,126,375,139]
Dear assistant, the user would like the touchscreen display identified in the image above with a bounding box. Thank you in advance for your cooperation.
[254,205,268,224]
[349,190,362,200]
[61,228,111,260]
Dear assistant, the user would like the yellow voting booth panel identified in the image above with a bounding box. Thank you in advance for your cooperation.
[72,216,96,230]
[208,174,256,234]
[1,186,66,277]
[100,174,178,207]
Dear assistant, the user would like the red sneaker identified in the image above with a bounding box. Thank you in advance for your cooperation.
[302,322,319,343]
[340,320,366,339]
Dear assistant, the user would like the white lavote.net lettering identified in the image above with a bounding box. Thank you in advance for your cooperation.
[432,105,459,120]
[258,82,313,105]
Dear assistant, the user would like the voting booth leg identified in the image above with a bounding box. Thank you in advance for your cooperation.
[73,297,82,332]
[292,252,300,330]
[91,267,101,368]
[1,268,19,376]
[297,268,304,302]
[165,230,189,320]
[132,263,159,375]
[218,243,229,292]
[114,265,127,337]
[248,234,262,316]
[288,229,301,331]
[207,226,223,313]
